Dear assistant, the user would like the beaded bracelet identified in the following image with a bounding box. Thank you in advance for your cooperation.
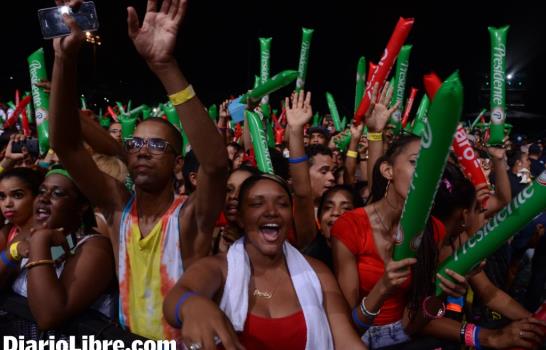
[464,323,477,347]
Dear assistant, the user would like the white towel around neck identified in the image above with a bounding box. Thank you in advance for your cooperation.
[219,238,334,350]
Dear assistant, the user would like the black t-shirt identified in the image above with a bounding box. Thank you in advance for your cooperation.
[508,171,526,198]
[530,158,545,178]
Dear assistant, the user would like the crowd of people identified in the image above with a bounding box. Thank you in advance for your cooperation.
[1,0,545,349]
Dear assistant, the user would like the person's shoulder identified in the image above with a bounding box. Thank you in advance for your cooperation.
[336,207,366,224]
[191,253,227,270]
[335,207,371,232]
[75,232,114,253]
[305,255,333,278]
[192,253,228,280]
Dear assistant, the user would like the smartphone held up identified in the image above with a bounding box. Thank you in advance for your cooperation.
[38,1,99,39]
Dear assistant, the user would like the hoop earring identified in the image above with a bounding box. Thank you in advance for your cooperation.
[384,180,391,199]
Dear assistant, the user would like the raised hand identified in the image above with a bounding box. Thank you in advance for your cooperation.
[285,90,312,129]
[34,80,52,94]
[5,134,27,162]
[127,0,187,71]
[350,121,364,141]
[52,0,85,59]
[487,146,506,161]
[366,82,399,133]
[379,257,417,296]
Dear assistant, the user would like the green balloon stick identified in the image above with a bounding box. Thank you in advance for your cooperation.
[247,111,274,174]
[208,104,219,122]
[436,171,546,295]
[390,45,412,135]
[393,73,463,260]
[312,112,321,127]
[28,48,50,154]
[24,92,34,124]
[259,37,271,104]
[354,56,367,114]
[411,94,430,137]
[296,28,314,92]
[487,26,509,146]
[326,92,343,132]
[240,70,298,104]
[471,108,488,130]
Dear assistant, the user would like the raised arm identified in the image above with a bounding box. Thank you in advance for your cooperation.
[79,111,127,161]
[127,0,229,261]
[365,83,398,193]
[343,122,364,185]
[483,146,510,218]
[218,100,232,146]
[26,229,114,330]
[285,91,316,249]
[49,0,128,212]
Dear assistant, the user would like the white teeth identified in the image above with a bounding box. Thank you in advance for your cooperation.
[262,224,279,229]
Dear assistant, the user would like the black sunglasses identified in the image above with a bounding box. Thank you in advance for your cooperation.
[125,137,177,155]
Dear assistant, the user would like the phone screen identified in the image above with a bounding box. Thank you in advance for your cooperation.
[38,1,99,39]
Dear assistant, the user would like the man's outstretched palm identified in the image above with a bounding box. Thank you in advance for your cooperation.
[128,0,187,69]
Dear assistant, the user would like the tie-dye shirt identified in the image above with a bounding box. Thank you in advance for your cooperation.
[118,195,185,340]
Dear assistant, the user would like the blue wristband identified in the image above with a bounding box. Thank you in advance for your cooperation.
[352,307,371,330]
[0,251,16,269]
[174,291,198,328]
[288,155,309,164]
[474,325,482,350]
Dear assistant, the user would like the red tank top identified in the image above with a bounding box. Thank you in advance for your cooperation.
[7,226,18,244]
[219,311,307,350]
[331,208,446,325]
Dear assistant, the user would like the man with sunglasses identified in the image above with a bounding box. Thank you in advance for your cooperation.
[48,0,228,341]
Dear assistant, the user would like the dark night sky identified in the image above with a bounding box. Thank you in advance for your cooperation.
[2,1,546,132]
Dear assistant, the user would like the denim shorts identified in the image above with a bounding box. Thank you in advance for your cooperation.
[361,320,410,349]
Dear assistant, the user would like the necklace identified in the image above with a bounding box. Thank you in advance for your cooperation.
[253,270,284,299]
[373,203,390,233]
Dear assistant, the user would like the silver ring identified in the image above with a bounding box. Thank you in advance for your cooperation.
[189,343,202,350]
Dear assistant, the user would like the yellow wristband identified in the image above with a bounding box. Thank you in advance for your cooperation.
[346,150,358,159]
[168,85,196,106]
[0,165,4,174]
[367,132,383,142]
[9,242,21,261]
[47,149,55,155]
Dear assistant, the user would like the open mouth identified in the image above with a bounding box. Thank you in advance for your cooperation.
[226,201,238,216]
[35,207,51,221]
[259,223,281,243]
